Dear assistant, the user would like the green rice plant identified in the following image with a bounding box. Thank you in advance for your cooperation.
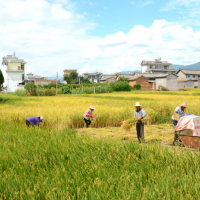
[0,124,200,199]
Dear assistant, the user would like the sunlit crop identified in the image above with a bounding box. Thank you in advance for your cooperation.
[1,90,200,198]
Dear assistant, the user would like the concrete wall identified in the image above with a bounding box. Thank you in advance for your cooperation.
[141,65,147,73]
[166,74,178,90]
[185,81,194,88]
[6,71,23,92]
[198,80,200,88]
[178,81,194,89]
[194,81,198,88]
[178,82,185,89]
[177,71,185,79]
[155,78,166,89]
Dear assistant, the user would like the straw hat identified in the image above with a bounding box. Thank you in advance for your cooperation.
[90,106,95,110]
[135,102,142,107]
[180,102,187,108]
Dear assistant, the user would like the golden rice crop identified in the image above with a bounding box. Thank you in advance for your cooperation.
[121,116,151,131]
[1,90,200,129]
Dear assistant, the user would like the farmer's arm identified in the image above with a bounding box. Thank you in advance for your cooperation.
[138,109,146,120]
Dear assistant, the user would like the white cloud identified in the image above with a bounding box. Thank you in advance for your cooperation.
[1,0,200,76]
[78,19,200,73]
[137,0,154,8]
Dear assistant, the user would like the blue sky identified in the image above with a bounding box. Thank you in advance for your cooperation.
[0,0,200,76]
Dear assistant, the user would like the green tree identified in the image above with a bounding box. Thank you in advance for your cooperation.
[64,71,78,84]
[117,76,129,82]
[81,77,90,84]
[24,83,37,91]
[0,70,5,92]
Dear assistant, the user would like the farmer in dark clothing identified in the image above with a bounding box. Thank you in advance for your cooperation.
[134,102,146,143]
[83,106,95,128]
[26,116,44,126]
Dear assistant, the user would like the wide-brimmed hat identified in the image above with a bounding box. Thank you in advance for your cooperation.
[90,106,95,110]
[180,102,187,108]
[135,102,141,107]
[40,116,44,122]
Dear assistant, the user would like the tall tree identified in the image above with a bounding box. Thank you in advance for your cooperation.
[0,70,6,92]
[64,71,78,84]
[0,70,4,85]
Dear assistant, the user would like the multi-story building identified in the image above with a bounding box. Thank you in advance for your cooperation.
[63,69,77,77]
[83,72,103,83]
[176,69,200,88]
[141,57,175,74]
[1,53,26,92]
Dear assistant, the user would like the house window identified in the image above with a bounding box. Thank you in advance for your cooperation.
[155,65,162,69]
[186,75,190,78]
[22,74,24,81]
[198,75,200,78]
[21,65,24,70]
[150,65,153,69]
[193,75,196,78]
[164,66,168,69]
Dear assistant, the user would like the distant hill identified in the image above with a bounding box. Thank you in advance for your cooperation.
[170,62,200,71]
[116,70,141,74]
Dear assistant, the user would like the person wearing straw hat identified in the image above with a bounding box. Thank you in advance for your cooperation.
[26,116,44,126]
[134,102,146,143]
[83,106,95,128]
[172,102,187,145]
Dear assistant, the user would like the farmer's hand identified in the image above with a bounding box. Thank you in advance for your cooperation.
[138,117,142,121]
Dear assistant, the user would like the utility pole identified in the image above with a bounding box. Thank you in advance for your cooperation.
[56,72,58,96]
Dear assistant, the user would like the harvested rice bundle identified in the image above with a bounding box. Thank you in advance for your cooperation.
[121,116,151,131]
[172,113,179,121]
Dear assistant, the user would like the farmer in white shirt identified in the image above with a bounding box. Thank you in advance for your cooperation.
[172,102,187,145]
[134,102,146,143]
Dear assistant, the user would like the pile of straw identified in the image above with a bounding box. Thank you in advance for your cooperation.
[121,116,151,131]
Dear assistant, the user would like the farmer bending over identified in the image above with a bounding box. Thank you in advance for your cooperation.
[26,116,44,126]
[134,102,146,143]
[83,106,95,128]
[172,102,187,127]
[172,102,187,145]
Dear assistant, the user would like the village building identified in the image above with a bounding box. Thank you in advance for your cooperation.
[83,72,103,83]
[129,76,152,90]
[155,74,178,91]
[176,69,200,88]
[1,53,26,92]
[100,75,117,83]
[177,80,194,89]
[141,57,175,74]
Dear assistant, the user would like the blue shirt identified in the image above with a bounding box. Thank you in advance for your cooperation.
[26,117,40,125]
[134,108,146,118]
[172,106,185,120]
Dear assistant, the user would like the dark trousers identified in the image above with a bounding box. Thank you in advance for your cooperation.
[172,120,181,144]
[136,121,145,143]
[26,120,31,126]
[84,118,91,128]
[172,120,178,128]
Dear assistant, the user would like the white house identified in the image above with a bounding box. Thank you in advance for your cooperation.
[141,57,175,74]
[1,53,26,93]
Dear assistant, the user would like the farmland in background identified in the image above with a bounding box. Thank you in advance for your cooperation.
[0,89,200,199]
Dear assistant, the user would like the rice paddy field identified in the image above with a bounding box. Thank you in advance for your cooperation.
[1,89,200,199]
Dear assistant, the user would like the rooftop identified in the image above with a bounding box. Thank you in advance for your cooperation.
[141,58,172,65]
[177,69,200,75]
[2,54,26,65]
